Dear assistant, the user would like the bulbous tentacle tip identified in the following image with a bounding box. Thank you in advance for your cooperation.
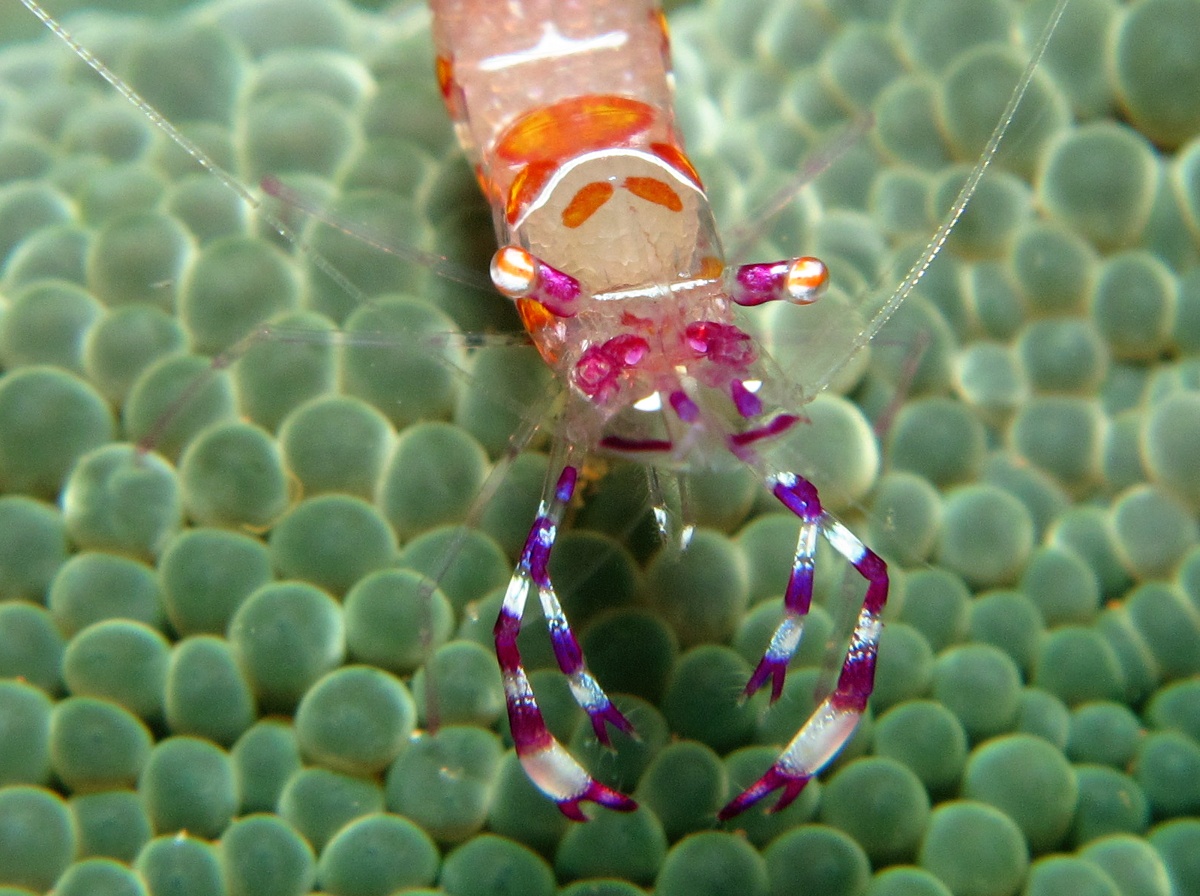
[589,701,637,747]
[743,655,789,703]
[718,765,812,821]
[557,780,638,821]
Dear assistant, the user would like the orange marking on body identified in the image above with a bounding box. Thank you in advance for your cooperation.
[624,176,682,212]
[621,310,654,330]
[652,8,671,59]
[491,245,537,296]
[507,160,556,224]
[516,298,559,363]
[652,8,669,40]
[474,164,497,202]
[787,256,830,302]
[562,181,614,228]
[649,142,703,189]
[435,55,454,100]
[496,95,656,164]
[434,54,466,122]
[700,255,724,279]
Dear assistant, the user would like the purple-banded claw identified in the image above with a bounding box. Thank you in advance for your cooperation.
[718,764,812,821]
[743,655,789,703]
[588,700,636,747]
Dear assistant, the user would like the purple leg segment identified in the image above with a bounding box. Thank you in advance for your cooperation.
[731,378,764,418]
[720,470,888,820]
[495,465,636,820]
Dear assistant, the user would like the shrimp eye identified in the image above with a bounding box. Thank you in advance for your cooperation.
[491,245,537,297]
[490,245,581,317]
[786,256,829,304]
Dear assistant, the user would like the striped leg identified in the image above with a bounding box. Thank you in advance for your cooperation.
[720,471,887,820]
[495,465,636,820]
[742,486,819,702]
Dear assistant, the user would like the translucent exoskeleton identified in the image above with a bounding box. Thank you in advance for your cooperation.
[14,0,1068,822]
[426,0,1066,819]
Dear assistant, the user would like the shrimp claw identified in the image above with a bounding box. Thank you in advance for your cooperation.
[495,465,637,818]
[721,471,887,819]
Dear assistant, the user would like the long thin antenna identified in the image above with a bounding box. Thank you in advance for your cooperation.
[16,0,486,311]
[21,0,392,303]
[262,175,494,295]
[18,0,258,206]
[812,0,1071,396]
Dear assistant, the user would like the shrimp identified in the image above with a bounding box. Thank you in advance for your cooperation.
[14,0,1068,823]
[428,0,1067,820]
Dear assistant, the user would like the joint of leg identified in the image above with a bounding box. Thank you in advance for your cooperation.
[771,474,822,520]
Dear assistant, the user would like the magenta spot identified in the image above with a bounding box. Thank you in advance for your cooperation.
[493,611,522,672]
[731,379,763,418]
[669,390,699,423]
[589,702,635,744]
[560,780,637,820]
[571,334,650,403]
[858,550,887,582]
[507,698,554,752]
[831,647,878,713]
[610,334,648,365]
[537,262,581,316]
[783,560,814,614]
[600,435,673,452]
[554,466,577,504]
[745,655,790,702]
[550,627,583,674]
[856,551,888,615]
[684,320,756,368]
[730,412,799,449]
[571,347,616,399]
[718,764,812,820]
[771,472,821,519]
[528,524,553,586]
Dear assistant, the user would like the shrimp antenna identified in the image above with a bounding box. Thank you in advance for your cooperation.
[812,0,1072,396]
[260,176,495,295]
[15,0,490,308]
[17,0,251,201]
[16,0,559,442]
[18,0,386,306]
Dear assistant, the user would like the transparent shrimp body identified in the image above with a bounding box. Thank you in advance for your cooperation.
[434,1,829,461]
[499,143,810,464]
[432,0,883,820]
